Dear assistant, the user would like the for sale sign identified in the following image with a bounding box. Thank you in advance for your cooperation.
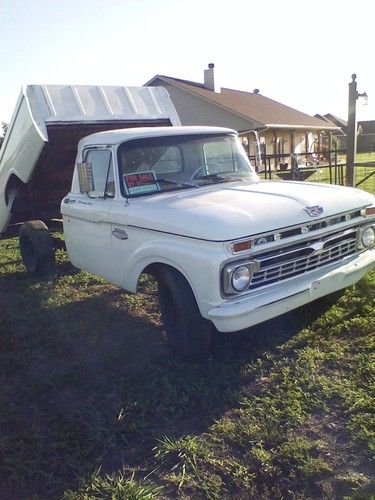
[123,171,160,195]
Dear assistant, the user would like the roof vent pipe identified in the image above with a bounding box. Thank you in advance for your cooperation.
[253,88,260,94]
[204,63,216,92]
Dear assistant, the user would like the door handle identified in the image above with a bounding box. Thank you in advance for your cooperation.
[112,228,128,240]
[64,197,76,204]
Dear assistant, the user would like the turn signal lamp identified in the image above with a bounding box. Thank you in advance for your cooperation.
[231,240,253,253]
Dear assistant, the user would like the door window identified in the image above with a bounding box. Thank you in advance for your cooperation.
[83,149,115,197]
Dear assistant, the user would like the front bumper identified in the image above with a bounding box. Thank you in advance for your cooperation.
[208,249,375,332]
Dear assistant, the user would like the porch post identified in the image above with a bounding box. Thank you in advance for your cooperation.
[305,130,309,164]
[328,132,332,167]
[273,131,278,170]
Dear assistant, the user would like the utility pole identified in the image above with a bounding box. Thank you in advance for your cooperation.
[346,74,367,187]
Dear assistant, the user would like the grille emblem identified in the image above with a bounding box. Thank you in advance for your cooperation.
[310,241,324,256]
[305,205,324,217]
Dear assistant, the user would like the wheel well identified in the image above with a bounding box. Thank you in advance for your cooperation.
[5,174,26,206]
[142,262,173,281]
[140,263,187,288]
[140,262,207,325]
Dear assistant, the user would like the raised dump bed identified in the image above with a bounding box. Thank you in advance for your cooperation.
[0,84,180,235]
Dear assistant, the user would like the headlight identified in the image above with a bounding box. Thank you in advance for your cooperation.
[361,226,375,248]
[222,259,260,296]
[231,265,251,292]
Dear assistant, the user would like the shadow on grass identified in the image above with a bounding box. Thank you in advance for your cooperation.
[211,291,339,360]
[0,265,335,499]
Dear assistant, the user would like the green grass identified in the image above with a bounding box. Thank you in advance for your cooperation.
[0,236,374,499]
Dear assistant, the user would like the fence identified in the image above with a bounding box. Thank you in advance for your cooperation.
[252,150,375,195]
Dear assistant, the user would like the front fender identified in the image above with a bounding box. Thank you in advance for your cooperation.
[122,237,223,317]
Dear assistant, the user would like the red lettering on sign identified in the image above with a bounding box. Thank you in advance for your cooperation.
[124,171,156,188]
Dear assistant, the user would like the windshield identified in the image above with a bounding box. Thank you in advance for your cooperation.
[117,133,257,197]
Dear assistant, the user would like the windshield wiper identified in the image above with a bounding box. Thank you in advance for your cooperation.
[196,174,246,183]
[156,178,199,189]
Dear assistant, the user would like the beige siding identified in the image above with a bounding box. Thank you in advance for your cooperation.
[152,80,262,132]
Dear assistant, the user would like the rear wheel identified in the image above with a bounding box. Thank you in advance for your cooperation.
[19,220,57,280]
[157,267,212,360]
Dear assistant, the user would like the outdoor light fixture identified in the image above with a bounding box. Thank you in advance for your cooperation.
[358,91,368,106]
[350,73,368,105]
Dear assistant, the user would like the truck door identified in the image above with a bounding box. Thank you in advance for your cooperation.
[62,147,115,278]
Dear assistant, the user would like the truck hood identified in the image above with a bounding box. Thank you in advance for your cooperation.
[125,180,374,241]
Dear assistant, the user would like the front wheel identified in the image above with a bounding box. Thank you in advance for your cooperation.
[157,267,212,360]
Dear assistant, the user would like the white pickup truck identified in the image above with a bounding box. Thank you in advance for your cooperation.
[1,85,375,359]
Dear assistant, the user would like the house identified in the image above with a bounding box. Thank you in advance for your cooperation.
[315,113,347,149]
[316,113,375,152]
[145,64,338,169]
[357,121,375,152]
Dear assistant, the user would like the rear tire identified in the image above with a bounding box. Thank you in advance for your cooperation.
[19,220,57,280]
[157,267,212,360]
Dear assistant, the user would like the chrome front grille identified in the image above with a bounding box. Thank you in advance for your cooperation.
[249,227,358,289]
[253,209,362,247]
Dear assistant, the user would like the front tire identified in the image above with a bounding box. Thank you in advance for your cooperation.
[157,267,212,360]
[19,220,57,280]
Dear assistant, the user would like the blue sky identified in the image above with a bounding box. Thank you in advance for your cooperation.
[0,0,373,125]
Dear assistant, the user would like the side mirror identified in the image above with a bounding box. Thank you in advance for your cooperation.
[77,162,94,194]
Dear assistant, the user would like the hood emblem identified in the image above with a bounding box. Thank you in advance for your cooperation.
[304,205,324,217]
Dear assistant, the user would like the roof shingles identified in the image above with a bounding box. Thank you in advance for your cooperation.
[148,75,337,130]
